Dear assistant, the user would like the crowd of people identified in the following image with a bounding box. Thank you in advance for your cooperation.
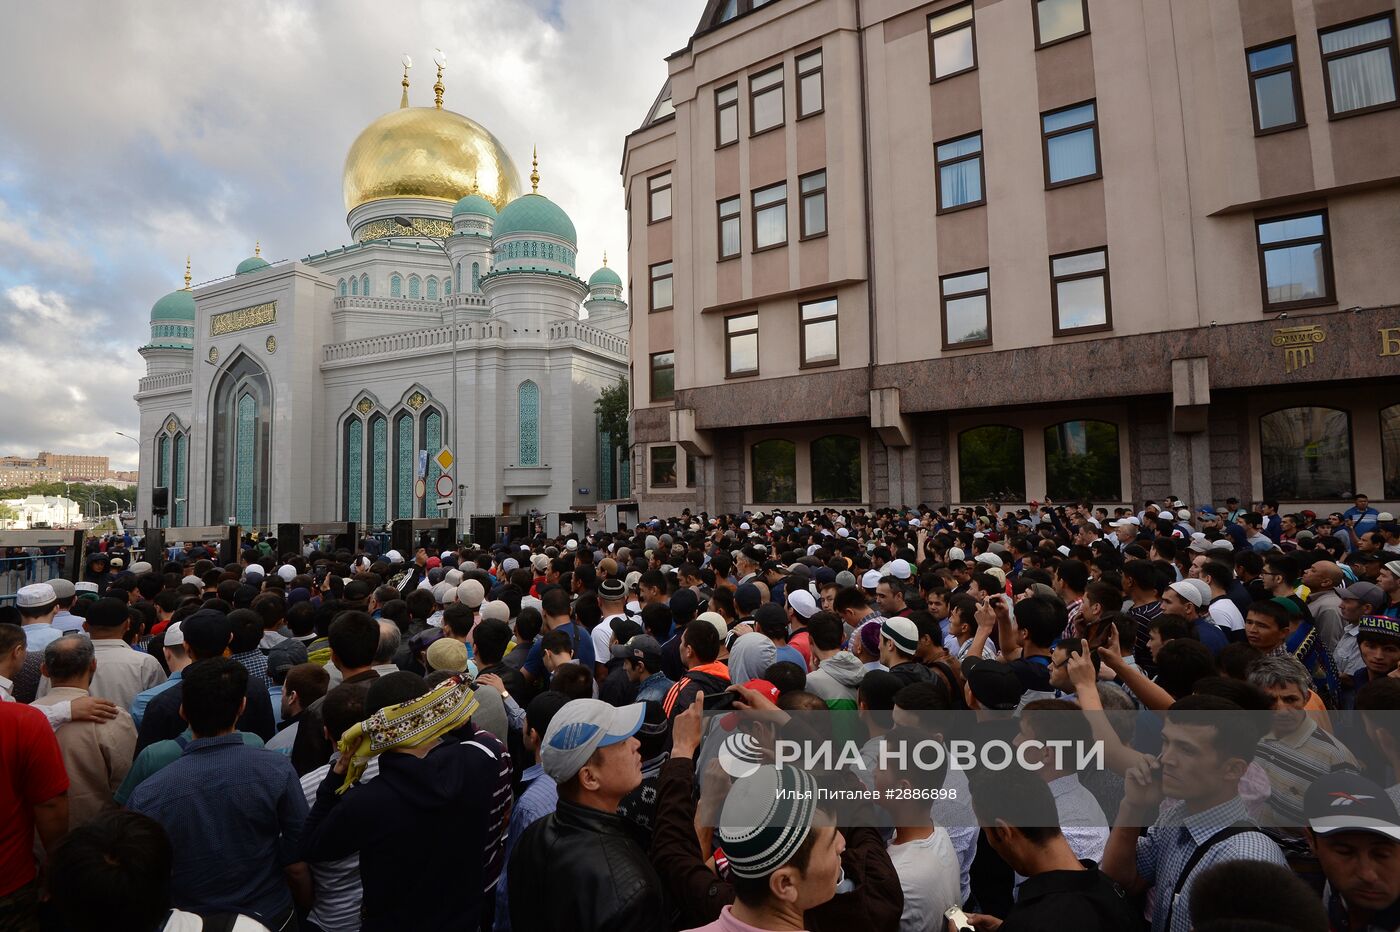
[3,494,1400,931]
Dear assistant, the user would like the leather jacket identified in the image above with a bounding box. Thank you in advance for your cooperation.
[508,797,669,932]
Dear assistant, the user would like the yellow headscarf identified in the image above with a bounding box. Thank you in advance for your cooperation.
[334,673,480,793]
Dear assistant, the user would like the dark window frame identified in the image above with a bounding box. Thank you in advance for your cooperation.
[1259,405,1357,502]
[796,49,824,119]
[650,444,679,489]
[1254,209,1336,312]
[1246,37,1306,135]
[934,130,986,213]
[1033,0,1091,50]
[749,65,786,137]
[1049,246,1113,337]
[928,2,978,83]
[798,169,828,240]
[718,195,742,259]
[939,268,993,350]
[649,260,674,312]
[725,312,760,379]
[1040,99,1102,189]
[715,82,740,149]
[1319,12,1400,120]
[751,181,789,252]
[647,171,673,224]
[649,351,675,403]
[798,297,839,369]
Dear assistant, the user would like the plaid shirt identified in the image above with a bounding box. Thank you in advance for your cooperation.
[232,649,270,688]
[1136,797,1287,932]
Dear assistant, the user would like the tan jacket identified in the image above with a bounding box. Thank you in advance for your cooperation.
[32,686,137,828]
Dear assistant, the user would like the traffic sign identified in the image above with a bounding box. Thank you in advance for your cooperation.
[435,474,454,498]
[414,478,427,499]
[434,447,454,472]
[437,498,453,510]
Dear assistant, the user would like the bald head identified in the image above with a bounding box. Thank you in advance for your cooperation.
[1308,561,1343,591]
[375,619,402,665]
[43,635,96,686]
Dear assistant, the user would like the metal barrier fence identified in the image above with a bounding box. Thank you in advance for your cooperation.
[0,530,83,606]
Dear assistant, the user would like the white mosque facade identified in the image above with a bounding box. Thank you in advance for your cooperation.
[133,76,630,531]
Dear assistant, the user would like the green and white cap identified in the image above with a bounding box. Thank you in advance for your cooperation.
[717,765,818,879]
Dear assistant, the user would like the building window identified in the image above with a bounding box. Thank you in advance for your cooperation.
[471,262,480,292]
[935,132,985,212]
[422,407,443,518]
[343,416,363,523]
[1044,420,1120,501]
[1382,405,1400,499]
[648,171,673,222]
[442,277,450,296]
[1261,407,1354,500]
[940,269,991,348]
[752,182,788,249]
[797,50,823,117]
[1248,39,1305,133]
[1034,0,1089,48]
[650,445,678,489]
[368,414,388,528]
[1320,15,1399,118]
[750,66,785,135]
[650,351,675,402]
[751,439,796,503]
[649,261,674,311]
[518,380,540,467]
[1256,211,1334,310]
[687,453,698,488]
[718,196,742,258]
[799,170,827,238]
[958,426,1026,502]
[726,313,759,377]
[390,274,402,298]
[1050,248,1111,336]
[1041,101,1100,187]
[928,3,976,81]
[172,432,187,527]
[408,275,421,299]
[811,435,861,502]
[210,354,270,529]
[716,83,740,147]
[395,412,415,520]
[350,276,359,296]
[338,278,347,297]
[427,277,439,301]
[799,298,838,367]
[361,273,369,296]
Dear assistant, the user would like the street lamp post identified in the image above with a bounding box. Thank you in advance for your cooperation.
[114,431,143,526]
[394,216,462,527]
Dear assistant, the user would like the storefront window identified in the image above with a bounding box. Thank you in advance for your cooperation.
[1260,406,1353,500]
[1044,419,1120,502]
[751,439,796,503]
[811,435,861,502]
[958,426,1026,503]
[1383,405,1400,499]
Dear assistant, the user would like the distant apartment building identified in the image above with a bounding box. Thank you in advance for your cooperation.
[0,464,62,489]
[1,452,111,483]
[622,0,1400,514]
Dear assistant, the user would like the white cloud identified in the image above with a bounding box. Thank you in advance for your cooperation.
[0,0,702,468]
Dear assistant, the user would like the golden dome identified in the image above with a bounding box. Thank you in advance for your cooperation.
[342,106,522,215]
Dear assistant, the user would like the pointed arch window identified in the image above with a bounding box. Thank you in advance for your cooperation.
[518,380,541,466]
[343,416,363,522]
[456,261,462,293]
[350,276,359,296]
[427,277,439,300]
[443,277,451,296]
[390,274,402,298]
[234,393,258,526]
[173,431,187,526]
[368,414,388,527]
[409,275,422,299]
[395,412,415,519]
[156,434,170,525]
[472,262,481,292]
[338,278,348,297]
[422,407,443,517]
[360,273,369,296]
[210,354,271,527]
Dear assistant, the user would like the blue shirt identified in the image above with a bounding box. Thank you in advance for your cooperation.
[636,671,675,704]
[522,621,596,676]
[128,733,308,924]
[774,644,806,671]
[1193,619,1228,656]
[1343,506,1380,535]
[129,669,182,729]
[493,764,558,932]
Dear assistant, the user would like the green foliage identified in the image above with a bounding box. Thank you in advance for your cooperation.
[958,426,1027,503]
[595,378,630,452]
[1,482,136,516]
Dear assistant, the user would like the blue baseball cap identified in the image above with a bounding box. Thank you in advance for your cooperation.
[540,699,645,782]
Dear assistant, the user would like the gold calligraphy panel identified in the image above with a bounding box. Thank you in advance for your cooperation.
[210,301,277,336]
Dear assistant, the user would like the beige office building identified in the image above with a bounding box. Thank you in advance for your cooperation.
[622,0,1400,515]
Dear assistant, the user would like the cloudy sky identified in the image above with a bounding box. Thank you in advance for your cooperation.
[0,0,701,470]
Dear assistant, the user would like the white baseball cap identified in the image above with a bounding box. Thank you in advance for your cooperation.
[164,621,185,647]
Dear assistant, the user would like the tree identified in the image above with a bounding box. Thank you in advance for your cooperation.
[594,378,630,500]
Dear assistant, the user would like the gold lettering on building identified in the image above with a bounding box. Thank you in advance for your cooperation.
[1380,327,1400,357]
[1271,324,1325,373]
[210,301,277,336]
[356,217,454,243]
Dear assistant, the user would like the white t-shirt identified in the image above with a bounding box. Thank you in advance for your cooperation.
[1209,597,1245,632]
[162,911,270,931]
[592,613,627,665]
[887,829,962,932]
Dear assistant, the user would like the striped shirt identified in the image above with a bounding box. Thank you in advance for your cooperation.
[1136,797,1287,932]
[1254,717,1358,855]
[1127,600,1163,673]
[298,756,381,931]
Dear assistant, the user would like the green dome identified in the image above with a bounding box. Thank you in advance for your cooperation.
[588,265,622,289]
[151,288,196,322]
[236,255,270,275]
[493,193,576,246]
[452,193,498,218]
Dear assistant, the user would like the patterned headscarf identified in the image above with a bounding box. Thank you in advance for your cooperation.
[334,673,479,793]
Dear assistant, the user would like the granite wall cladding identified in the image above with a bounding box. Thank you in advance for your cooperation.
[915,415,949,507]
[718,434,744,514]
[1209,394,1250,504]
[1131,402,1173,503]
[869,440,890,506]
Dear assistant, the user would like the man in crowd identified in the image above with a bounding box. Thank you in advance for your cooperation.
[32,635,136,829]
[0,690,68,929]
[38,597,165,711]
[16,583,62,654]
[1306,771,1400,932]
[290,611,381,774]
[130,620,190,728]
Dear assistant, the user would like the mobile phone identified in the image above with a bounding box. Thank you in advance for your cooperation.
[944,906,974,932]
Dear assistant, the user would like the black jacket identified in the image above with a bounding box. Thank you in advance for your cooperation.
[136,673,275,751]
[508,798,668,932]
